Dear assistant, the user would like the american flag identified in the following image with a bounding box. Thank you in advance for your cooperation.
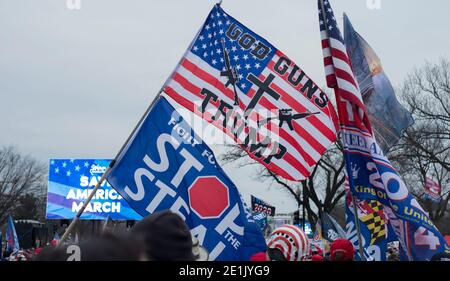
[319,0,448,260]
[425,177,441,198]
[318,0,372,133]
[163,4,338,181]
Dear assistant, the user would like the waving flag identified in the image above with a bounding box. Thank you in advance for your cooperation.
[251,195,275,217]
[106,96,266,261]
[320,212,346,242]
[318,0,448,260]
[164,4,338,181]
[343,14,413,152]
[345,190,387,261]
[251,212,268,232]
[5,215,19,254]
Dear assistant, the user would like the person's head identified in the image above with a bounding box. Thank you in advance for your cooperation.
[34,232,144,261]
[33,246,68,261]
[266,225,310,261]
[76,232,144,261]
[50,239,58,248]
[131,210,196,261]
[311,254,324,261]
[330,239,354,261]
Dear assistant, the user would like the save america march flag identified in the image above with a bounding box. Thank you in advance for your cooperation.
[318,0,449,260]
[164,4,338,181]
[106,96,266,261]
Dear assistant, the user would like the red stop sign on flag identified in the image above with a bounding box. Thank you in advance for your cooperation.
[188,176,230,219]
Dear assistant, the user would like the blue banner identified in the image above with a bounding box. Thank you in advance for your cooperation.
[251,195,275,217]
[6,215,19,254]
[252,212,268,232]
[345,192,388,261]
[320,212,346,242]
[342,129,449,260]
[47,159,142,220]
[106,96,266,261]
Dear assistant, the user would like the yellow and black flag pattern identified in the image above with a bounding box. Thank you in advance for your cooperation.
[360,201,386,245]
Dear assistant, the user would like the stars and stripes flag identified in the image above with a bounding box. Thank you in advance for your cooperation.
[424,177,442,203]
[318,0,448,260]
[163,4,338,181]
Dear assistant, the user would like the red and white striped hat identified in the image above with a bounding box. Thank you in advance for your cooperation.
[267,224,311,261]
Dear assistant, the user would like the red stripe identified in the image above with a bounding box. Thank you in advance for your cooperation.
[171,70,315,173]
[164,86,308,181]
[257,96,321,166]
[267,80,337,142]
[323,56,333,67]
[257,74,329,154]
[326,75,337,88]
[184,55,337,150]
[268,236,292,260]
[285,225,307,256]
[181,58,247,110]
[334,66,359,90]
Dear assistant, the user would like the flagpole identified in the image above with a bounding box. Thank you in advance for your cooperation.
[302,188,306,231]
[58,9,209,246]
[318,0,365,261]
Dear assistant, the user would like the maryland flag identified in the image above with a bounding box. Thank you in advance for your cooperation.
[358,200,387,246]
[345,191,388,261]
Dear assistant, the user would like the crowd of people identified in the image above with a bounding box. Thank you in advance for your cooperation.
[0,210,369,262]
[6,210,442,262]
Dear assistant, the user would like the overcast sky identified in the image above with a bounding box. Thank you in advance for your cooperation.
[1,0,450,213]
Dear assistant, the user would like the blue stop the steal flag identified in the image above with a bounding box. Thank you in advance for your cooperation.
[106,96,266,261]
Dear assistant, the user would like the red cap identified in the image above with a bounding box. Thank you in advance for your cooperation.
[330,239,354,261]
[50,240,58,247]
[311,254,324,261]
[250,252,268,261]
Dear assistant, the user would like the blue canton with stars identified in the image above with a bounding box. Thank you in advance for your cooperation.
[191,4,276,93]
[318,0,345,44]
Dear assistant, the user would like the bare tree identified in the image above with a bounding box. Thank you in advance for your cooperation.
[220,143,346,226]
[0,146,46,225]
[390,59,450,227]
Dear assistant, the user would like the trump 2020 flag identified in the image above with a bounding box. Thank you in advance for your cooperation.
[320,212,346,243]
[251,195,275,217]
[5,215,19,254]
[318,0,449,260]
[164,4,338,181]
[106,96,266,261]
[343,14,413,152]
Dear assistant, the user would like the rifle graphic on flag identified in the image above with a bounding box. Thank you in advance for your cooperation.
[318,0,449,260]
[163,3,338,182]
[220,39,240,106]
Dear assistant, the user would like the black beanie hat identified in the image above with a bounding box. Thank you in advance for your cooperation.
[131,210,195,261]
